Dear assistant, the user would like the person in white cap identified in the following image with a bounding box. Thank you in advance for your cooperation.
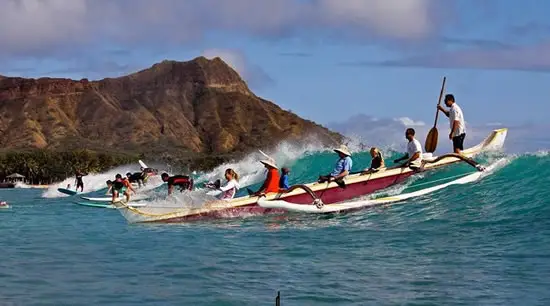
[318,145,353,184]
[249,158,281,196]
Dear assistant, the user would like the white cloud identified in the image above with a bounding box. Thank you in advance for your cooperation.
[394,117,426,127]
[0,0,437,58]
[318,0,433,39]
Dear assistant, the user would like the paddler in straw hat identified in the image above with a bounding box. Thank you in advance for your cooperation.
[249,158,281,196]
[318,144,353,186]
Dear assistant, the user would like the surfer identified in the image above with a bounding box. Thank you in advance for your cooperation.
[318,145,352,186]
[206,169,240,200]
[161,173,194,195]
[279,167,290,190]
[126,172,146,188]
[249,158,280,196]
[140,167,158,185]
[75,170,86,192]
[112,174,135,203]
[437,94,466,154]
[394,128,423,170]
[106,180,113,195]
[362,147,385,174]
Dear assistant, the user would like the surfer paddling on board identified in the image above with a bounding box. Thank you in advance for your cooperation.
[126,172,146,188]
[318,145,353,188]
[394,128,423,171]
[437,94,485,171]
[161,173,194,195]
[112,174,135,203]
[140,167,158,185]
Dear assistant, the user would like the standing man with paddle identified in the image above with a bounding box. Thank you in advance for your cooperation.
[437,94,466,154]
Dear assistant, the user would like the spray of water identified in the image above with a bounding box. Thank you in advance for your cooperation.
[126,139,332,214]
[41,163,168,198]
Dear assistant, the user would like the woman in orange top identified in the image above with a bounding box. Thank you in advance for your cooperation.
[252,158,280,196]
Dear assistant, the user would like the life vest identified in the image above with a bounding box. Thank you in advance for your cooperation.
[264,168,280,193]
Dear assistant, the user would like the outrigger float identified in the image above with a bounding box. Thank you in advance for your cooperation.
[113,128,507,223]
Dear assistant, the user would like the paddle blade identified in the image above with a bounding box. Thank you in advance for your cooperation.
[425,127,439,153]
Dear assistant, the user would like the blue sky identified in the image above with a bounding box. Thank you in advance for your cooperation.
[1,0,549,131]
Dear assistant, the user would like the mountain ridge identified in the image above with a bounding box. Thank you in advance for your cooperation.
[0,56,342,156]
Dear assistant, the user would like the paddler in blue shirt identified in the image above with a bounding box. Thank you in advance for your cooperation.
[318,145,352,187]
[279,167,290,190]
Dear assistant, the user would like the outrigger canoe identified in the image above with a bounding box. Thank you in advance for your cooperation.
[113,128,507,223]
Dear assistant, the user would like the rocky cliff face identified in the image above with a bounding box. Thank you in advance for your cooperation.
[0,57,342,154]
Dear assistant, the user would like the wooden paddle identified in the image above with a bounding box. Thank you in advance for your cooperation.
[424,76,447,153]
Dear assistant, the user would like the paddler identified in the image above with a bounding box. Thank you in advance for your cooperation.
[160,173,194,195]
[394,128,423,170]
[249,158,280,196]
[279,167,290,190]
[205,168,240,200]
[437,94,466,154]
[318,145,352,185]
[362,147,385,174]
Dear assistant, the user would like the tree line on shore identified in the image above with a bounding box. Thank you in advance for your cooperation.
[0,149,233,185]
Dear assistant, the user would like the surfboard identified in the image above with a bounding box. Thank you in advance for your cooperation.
[81,196,125,202]
[80,194,149,202]
[138,160,148,169]
[74,201,148,209]
[57,188,77,196]
[75,202,117,209]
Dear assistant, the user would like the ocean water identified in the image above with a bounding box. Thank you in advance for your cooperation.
[1,149,550,305]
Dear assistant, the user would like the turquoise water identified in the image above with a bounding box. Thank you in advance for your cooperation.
[1,152,550,305]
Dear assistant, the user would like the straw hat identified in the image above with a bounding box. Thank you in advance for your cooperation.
[334,145,351,157]
[260,158,278,169]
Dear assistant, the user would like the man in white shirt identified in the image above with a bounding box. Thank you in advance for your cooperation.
[437,94,466,154]
[394,128,423,170]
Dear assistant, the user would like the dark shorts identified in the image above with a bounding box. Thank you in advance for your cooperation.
[452,133,466,151]
[76,181,83,188]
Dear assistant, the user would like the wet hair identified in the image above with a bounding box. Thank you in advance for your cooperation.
[225,168,239,181]
[115,174,122,179]
[126,172,132,177]
[106,180,112,185]
[444,94,455,103]
[161,173,169,179]
[406,128,416,136]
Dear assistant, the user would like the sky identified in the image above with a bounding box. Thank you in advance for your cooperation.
[1,0,549,151]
